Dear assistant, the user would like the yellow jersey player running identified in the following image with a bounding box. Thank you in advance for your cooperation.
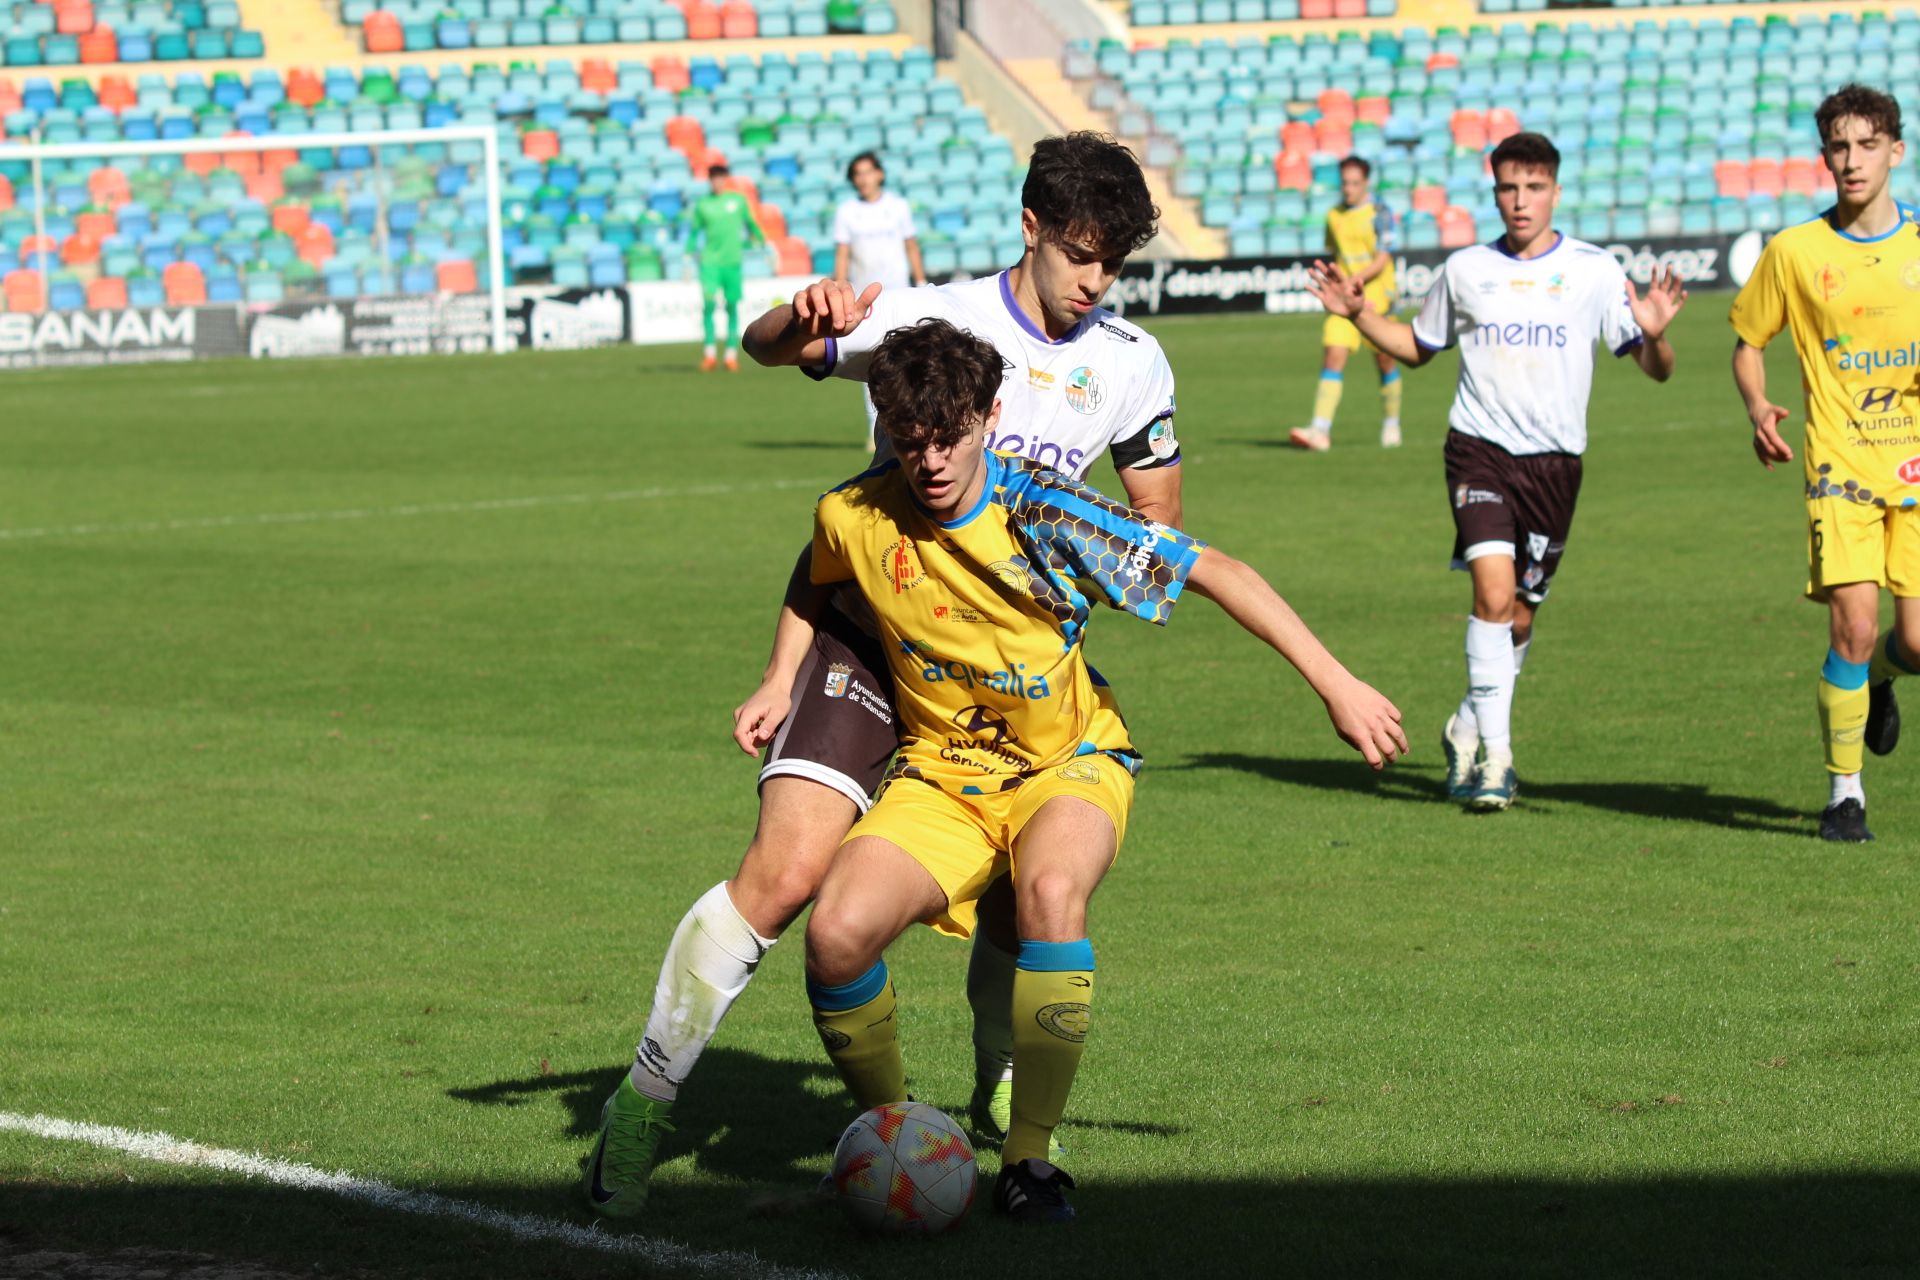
[1732,84,1920,843]
[1290,156,1404,451]
[733,318,1406,1223]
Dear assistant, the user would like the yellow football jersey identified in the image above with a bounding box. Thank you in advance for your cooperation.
[811,451,1205,794]
[1326,200,1399,302]
[1730,204,1920,508]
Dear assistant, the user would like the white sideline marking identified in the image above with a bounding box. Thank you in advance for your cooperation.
[0,1111,843,1280]
[0,477,835,543]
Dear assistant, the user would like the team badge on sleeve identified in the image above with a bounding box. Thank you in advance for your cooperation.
[1148,416,1178,460]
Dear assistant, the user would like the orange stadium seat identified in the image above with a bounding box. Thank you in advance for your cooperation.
[79,28,119,63]
[1437,207,1476,248]
[1332,0,1365,17]
[1411,184,1447,215]
[436,259,478,294]
[75,210,116,241]
[87,275,128,310]
[663,115,704,153]
[86,167,129,205]
[580,59,617,93]
[19,233,58,260]
[651,56,691,93]
[522,129,560,160]
[1783,158,1818,195]
[1276,153,1311,189]
[1749,158,1784,197]
[1300,0,1332,16]
[296,223,335,266]
[754,202,787,240]
[163,261,206,306]
[1487,107,1520,144]
[5,269,47,314]
[245,171,284,202]
[56,0,96,35]
[286,69,325,107]
[684,2,722,38]
[363,11,405,53]
[97,75,136,110]
[1426,52,1459,71]
[719,1,758,37]
[61,233,101,267]
[271,203,310,236]
[690,146,727,177]
[775,236,812,275]
[1279,120,1313,154]
[1355,96,1390,126]
[0,175,13,212]
[261,148,298,175]
[1714,160,1750,199]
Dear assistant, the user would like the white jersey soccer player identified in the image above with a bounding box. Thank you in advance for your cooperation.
[585,133,1178,1220]
[1310,131,1684,813]
[832,152,926,294]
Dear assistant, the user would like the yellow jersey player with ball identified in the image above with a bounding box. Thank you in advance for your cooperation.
[1732,84,1920,842]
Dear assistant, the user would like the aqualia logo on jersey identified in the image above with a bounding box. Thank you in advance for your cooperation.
[1828,334,1920,372]
[899,639,1054,700]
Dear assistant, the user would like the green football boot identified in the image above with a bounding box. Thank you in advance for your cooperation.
[584,1075,676,1218]
[968,1073,1063,1160]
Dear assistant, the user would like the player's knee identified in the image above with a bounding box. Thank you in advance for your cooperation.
[803,897,882,986]
[1472,593,1515,624]
[1834,614,1879,662]
[1015,869,1089,940]
[733,835,835,933]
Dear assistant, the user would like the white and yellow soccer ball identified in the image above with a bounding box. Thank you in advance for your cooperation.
[829,1101,976,1235]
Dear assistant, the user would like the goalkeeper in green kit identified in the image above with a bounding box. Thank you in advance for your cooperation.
[687,164,765,372]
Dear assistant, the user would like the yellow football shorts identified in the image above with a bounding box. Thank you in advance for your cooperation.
[845,755,1136,939]
[1322,287,1395,350]
[1806,496,1920,599]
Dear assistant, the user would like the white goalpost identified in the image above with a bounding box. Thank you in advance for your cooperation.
[0,124,509,355]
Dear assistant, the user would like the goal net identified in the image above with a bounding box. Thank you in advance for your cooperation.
[0,125,507,369]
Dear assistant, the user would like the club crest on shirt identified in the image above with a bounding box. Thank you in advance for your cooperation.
[823,662,852,699]
[1904,260,1920,291]
[1546,273,1566,300]
[989,559,1032,594]
[881,537,925,593]
[1064,366,1105,415]
[1816,263,1848,300]
[1058,760,1102,784]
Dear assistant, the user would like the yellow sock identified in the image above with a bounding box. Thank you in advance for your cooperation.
[1381,370,1403,426]
[808,962,906,1112]
[1005,939,1094,1166]
[1870,630,1919,684]
[1818,648,1870,774]
[1309,372,1343,430]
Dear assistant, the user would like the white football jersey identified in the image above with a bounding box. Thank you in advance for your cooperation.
[804,270,1181,479]
[1412,233,1643,457]
[832,192,917,293]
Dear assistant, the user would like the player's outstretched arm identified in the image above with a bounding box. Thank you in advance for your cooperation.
[1184,547,1409,769]
[1626,265,1687,382]
[1307,260,1433,368]
[1732,339,1794,470]
[741,278,881,368]
[732,546,832,755]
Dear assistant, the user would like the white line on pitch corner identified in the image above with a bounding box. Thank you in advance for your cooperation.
[0,1111,844,1280]
[0,476,837,543]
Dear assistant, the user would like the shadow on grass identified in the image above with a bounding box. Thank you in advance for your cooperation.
[1175,752,1812,836]
[7,1169,1916,1280]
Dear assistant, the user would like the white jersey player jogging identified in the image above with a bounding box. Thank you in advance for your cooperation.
[1413,233,1644,457]
[803,270,1181,479]
[832,191,918,293]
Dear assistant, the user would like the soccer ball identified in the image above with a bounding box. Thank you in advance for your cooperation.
[830,1101,977,1235]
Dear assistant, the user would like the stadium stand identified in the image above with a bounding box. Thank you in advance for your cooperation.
[1129,0,1398,25]
[340,0,899,51]
[0,1,266,66]
[0,43,1025,310]
[1065,9,1916,256]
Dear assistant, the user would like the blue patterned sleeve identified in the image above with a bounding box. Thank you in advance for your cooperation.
[1012,470,1205,625]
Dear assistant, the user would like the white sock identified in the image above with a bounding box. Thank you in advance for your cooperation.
[1309,416,1331,432]
[1452,693,1478,740]
[703,343,716,358]
[1830,771,1865,806]
[632,882,777,1103]
[966,932,1017,1086]
[1513,635,1532,676]
[1465,616,1516,752]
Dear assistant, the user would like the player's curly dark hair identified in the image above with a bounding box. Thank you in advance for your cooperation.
[1817,84,1902,144]
[1339,155,1372,177]
[1022,132,1159,258]
[1488,132,1561,179]
[845,150,884,183]
[867,319,1003,450]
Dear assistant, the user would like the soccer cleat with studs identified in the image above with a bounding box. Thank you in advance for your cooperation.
[994,1158,1076,1225]
[1441,714,1480,801]
[1867,680,1900,756]
[1818,797,1874,843]
[1469,750,1517,812]
[584,1076,676,1218]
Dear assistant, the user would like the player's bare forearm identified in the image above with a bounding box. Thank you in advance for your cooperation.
[833,245,850,284]
[1118,464,1183,530]
[743,279,879,368]
[743,304,815,366]
[1184,548,1408,765]
[906,238,926,287]
[1633,334,1677,382]
[1354,309,1433,368]
[1733,339,1794,468]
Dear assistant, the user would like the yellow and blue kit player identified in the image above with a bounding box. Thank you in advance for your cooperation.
[1292,156,1404,451]
[733,318,1407,1223]
[1732,83,1920,842]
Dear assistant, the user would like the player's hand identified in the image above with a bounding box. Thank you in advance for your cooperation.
[1749,401,1794,469]
[790,278,881,340]
[1306,260,1367,319]
[1319,674,1409,770]
[1626,265,1689,340]
[732,682,793,756]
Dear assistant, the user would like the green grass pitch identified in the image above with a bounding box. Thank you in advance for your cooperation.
[2,303,1916,1278]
